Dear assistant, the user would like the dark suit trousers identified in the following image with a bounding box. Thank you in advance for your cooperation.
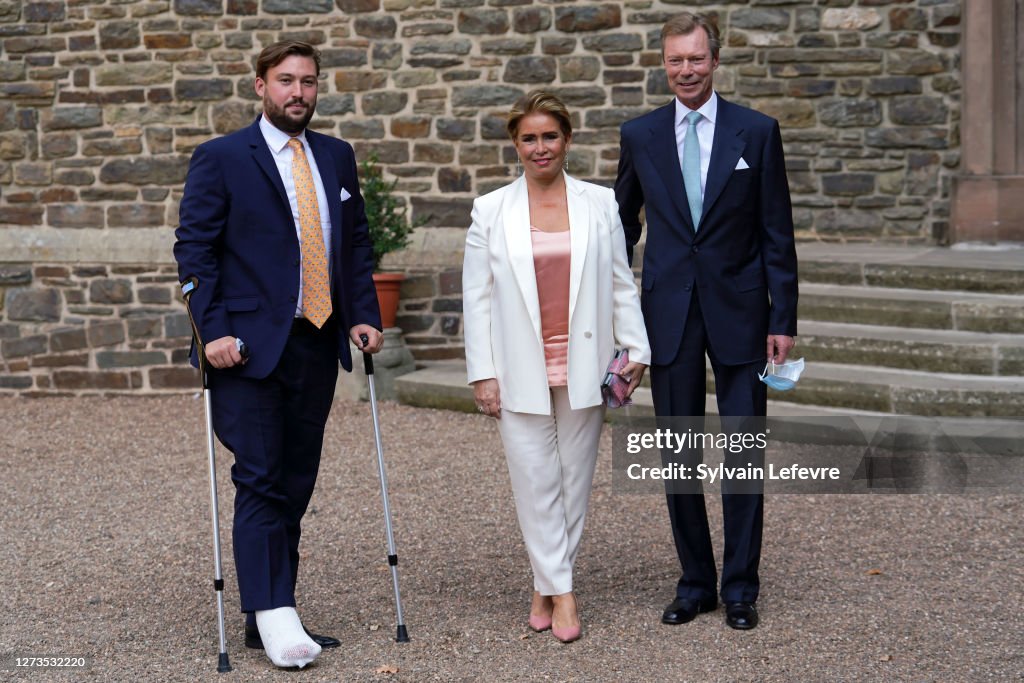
[209,321,339,613]
[649,290,767,604]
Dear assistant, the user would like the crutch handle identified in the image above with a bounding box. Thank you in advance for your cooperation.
[360,333,374,375]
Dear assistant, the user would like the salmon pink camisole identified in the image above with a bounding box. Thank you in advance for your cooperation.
[530,225,571,387]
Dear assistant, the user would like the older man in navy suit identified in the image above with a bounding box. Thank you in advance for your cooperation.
[615,13,798,631]
[175,40,382,668]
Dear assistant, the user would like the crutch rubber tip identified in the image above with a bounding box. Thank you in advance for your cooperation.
[217,653,232,673]
[396,625,410,643]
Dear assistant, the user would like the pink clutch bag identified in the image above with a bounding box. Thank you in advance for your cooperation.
[601,348,633,408]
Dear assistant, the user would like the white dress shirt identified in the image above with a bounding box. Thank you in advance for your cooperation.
[674,92,718,200]
[259,115,333,317]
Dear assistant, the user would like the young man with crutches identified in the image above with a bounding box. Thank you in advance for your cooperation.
[174,40,383,669]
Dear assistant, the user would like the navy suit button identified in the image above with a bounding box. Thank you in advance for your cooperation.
[684,284,692,291]
[289,295,297,302]
[691,245,699,254]
[293,259,300,267]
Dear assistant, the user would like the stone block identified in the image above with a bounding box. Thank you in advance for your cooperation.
[550,86,606,107]
[352,141,408,164]
[865,127,948,150]
[821,8,881,30]
[100,21,140,50]
[0,266,32,285]
[581,34,642,53]
[138,287,171,305]
[504,56,556,83]
[32,353,89,368]
[2,334,47,358]
[822,174,875,196]
[96,350,167,368]
[317,95,356,116]
[264,0,332,11]
[107,204,166,227]
[513,7,550,33]
[439,269,462,295]
[887,49,945,75]
[413,143,455,164]
[817,98,881,127]
[458,9,509,34]
[0,206,44,225]
[211,101,259,134]
[338,0,379,11]
[150,366,201,389]
[52,370,135,390]
[363,91,407,115]
[342,115,389,138]
[436,118,475,141]
[890,96,948,125]
[47,204,102,229]
[99,156,190,185]
[411,197,474,228]
[555,5,620,32]
[174,0,223,15]
[42,107,103,131]
[451,85,522,108]
[89,279,133,304]
[165,313,192,339]
[6,288,61,321]
[0,376,33,390]
[391,116,431,139]
[865,77,921,96]
[50,327,89,352]
[175,79,233,101]
[25,2,66,21]
[731,8,791,31]
[87,321,126,347]
[355,15,396,39]
[334,71,388,92]
[96,63,173,86]
[438,168,471,193]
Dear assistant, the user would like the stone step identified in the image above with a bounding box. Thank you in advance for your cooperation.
[796,320,1024,376]
[795,243,1024,294]
[799,283,1024,333]
[394,360,1023,419]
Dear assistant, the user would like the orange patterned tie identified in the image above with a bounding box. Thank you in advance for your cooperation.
[288,138,332,328]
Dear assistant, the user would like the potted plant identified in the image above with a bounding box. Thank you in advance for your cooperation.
[360,153,420,328]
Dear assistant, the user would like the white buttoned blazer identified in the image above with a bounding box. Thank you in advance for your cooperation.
[463,173,651,415]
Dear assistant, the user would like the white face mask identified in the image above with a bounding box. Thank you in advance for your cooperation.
[758,357,805,391]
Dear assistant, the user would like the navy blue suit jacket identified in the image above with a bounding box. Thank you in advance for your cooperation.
[174,117,381,376]
[615,96,798,367]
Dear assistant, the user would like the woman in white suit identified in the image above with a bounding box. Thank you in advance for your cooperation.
[463,91,651,642]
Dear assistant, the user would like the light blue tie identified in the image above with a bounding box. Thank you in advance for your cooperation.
[682,110,702,231]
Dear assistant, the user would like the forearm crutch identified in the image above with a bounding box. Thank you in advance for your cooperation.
[180,276,247,673]
[360,333,410,643]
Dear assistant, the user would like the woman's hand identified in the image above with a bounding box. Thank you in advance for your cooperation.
[472,379,501,419]
[622,361,647,399]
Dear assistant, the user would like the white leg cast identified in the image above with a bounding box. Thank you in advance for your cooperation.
[255,607,321,669]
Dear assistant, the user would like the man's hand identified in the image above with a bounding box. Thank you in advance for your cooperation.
[766,335,796,364]
[350,325,383,353]
[622,361,648,399]
[472,378,501,419]
[206,336,246,369]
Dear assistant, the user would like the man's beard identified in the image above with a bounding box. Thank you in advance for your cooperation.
[264,95,315,135]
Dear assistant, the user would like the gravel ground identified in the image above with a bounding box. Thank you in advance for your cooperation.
[1,395,1021,682]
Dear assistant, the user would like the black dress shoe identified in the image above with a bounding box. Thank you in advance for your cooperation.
[661,597,717,625]
[244,623,340,650]
[725,601,758,630]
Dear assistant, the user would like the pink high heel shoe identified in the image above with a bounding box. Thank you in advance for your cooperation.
[551,593,581,643]
[528,614,552,632]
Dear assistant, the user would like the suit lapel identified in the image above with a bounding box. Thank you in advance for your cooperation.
[643,103,696,235]
[246,118,290,211]
[501,176,543,343]
[701,97,747,233]
[306,130,343,257]
[564,174,589,325]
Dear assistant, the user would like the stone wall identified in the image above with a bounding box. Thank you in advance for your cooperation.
[1,0,963,393]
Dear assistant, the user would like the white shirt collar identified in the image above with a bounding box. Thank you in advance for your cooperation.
[674,91,718,128]
[259,114,307,154]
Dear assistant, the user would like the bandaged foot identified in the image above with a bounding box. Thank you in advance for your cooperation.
[255,607,321,669]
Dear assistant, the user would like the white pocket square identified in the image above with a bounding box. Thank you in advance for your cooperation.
[735,157,750,170]
[340,188,352,202]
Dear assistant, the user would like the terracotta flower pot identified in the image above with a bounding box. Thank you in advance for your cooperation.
[372,272,405,329]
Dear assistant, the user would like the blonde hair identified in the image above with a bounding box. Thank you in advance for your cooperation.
[506,90,572,141]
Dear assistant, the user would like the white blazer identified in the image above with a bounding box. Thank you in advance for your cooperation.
[463,173,651,415]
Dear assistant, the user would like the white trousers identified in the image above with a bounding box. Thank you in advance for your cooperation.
[497,386,606,595]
